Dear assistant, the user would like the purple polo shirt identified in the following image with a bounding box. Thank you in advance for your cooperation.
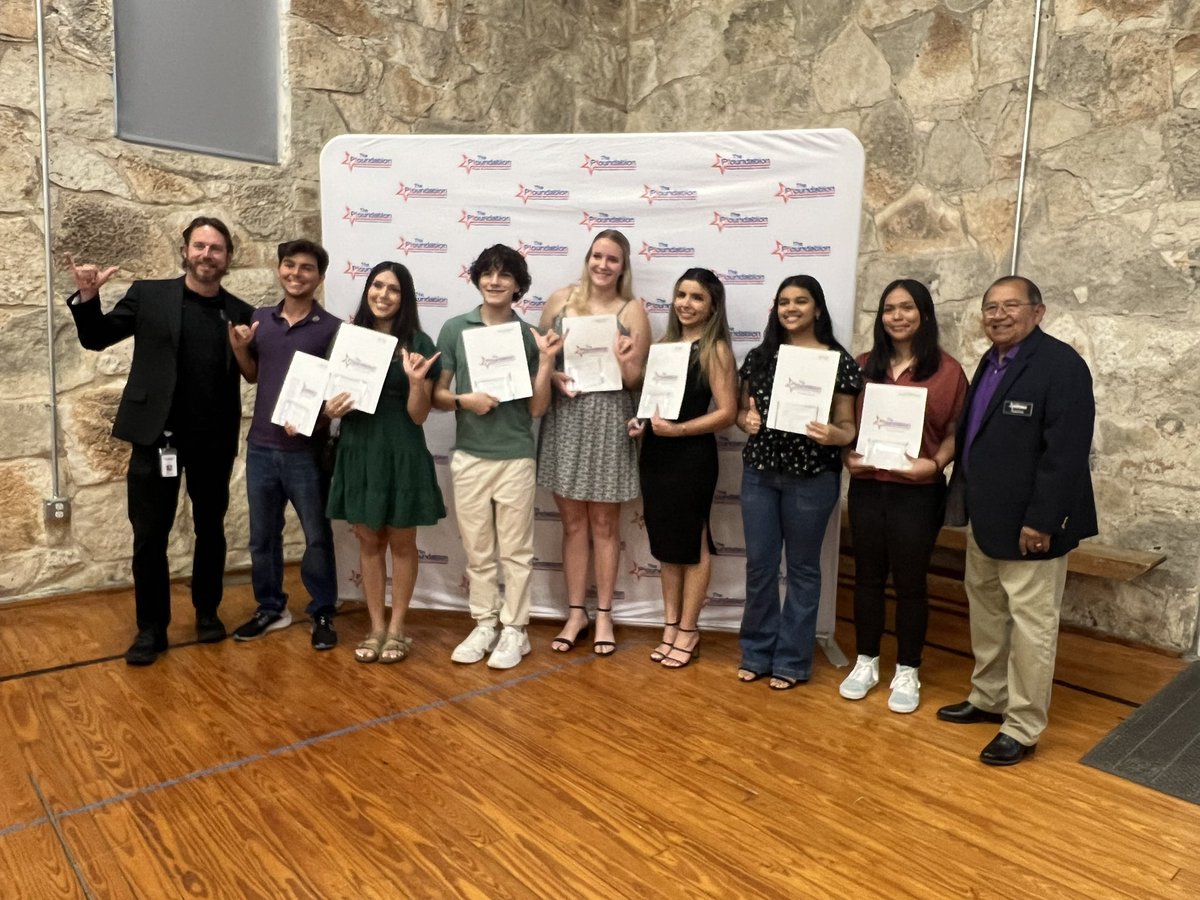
[246,300,343,451]
[961,340,1023,473]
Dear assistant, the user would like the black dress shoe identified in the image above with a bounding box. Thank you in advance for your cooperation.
[936,700,1004,724]
[195,613,226,644]
[124,629,168,666]
[980,732,1036,766]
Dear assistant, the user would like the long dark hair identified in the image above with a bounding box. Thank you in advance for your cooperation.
[352,261,421,350]
[862,279,941,382]
[662,267,732,382]
[756,274,849,358]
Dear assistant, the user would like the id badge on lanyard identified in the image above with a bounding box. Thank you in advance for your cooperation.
[159,431,179,478]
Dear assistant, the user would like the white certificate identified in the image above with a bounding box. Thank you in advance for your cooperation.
[636,342,691,419]
[562,314,622,393]
[324,322,398,415]
[271,351,330,437]
[461,321,532,403]
[766,344,840,434]
[855,382,928,471]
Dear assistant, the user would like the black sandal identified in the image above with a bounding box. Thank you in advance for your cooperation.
[661,628,700,669]
[650,619,679,663]
[593,606,616,656]
[551,605,590,653]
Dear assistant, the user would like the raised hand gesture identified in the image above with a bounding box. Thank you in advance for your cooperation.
[65,254,119,302]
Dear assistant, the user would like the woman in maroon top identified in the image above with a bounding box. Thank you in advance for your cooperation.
[839,279,967,713]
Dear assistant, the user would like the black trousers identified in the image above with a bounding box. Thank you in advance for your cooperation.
[847,477,946,668]
[127,440,235,633]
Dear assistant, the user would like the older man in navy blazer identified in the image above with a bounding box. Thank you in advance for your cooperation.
[68,217,254,666]
[937,275,1097,766]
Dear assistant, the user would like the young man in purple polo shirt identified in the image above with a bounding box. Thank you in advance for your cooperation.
[229,240,342,649]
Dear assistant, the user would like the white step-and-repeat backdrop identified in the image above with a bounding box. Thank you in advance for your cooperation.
[318,129,865,636]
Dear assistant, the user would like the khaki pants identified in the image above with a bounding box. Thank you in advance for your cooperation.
[964,527,1069,746]
[450,451,536,629]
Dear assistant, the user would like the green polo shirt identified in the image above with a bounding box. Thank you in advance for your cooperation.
[436,305,541,459]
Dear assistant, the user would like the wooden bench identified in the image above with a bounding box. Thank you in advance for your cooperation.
[837,510,1166,606]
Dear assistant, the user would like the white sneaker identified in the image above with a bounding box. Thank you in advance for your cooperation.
[838,655,880,700]
[451,623,498,664]
[487,626,531,670]
[888,665,921,714]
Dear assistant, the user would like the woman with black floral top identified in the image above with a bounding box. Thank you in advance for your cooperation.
[734,275,862,690]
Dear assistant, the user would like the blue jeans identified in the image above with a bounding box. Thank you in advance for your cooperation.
[246,443,337,617]
[738,467,839,681]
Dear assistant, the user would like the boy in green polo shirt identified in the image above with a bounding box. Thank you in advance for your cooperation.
[434,244,561,668]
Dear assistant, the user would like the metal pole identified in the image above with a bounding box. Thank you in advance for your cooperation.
[35,0,63,502]
[1010,0,1044,276]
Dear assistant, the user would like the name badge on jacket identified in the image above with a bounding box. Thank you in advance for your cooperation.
[1003,400,1033,417]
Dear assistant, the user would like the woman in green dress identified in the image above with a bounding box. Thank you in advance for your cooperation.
[326,261,446,663]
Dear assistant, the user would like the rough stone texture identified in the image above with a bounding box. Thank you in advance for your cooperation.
[0,400,52,461]
[6,1,1200,652]
[860,100,917,212]
[61,386,128,486]
[876,184,969,254]
[895,9,974,117]
[813,24,893,112]
[0,460,47,553]
[923,120,990,191]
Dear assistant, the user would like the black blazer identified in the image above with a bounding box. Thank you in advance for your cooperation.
[69,276,254,457]
[947,326,1098,560]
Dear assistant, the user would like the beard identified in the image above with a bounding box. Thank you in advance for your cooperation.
[182,254,229,286]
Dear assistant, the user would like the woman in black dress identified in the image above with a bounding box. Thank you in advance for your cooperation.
[628,268,737,668]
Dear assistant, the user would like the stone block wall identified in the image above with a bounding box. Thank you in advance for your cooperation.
[2,0,1196,651]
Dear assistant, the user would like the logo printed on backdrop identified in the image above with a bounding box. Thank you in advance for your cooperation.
[342,206,392,226]
[713,489,743,505]
[716,433,746,452]
[417,548,449,564]
[341,151,392,171]
[396,236,449,256]
[711,540,747,557]
[532,557,565,572]
[640,185,699,205]
[638,241,696,261]
[580,211,637,231]
[417,291,449,308]
[776,181,836,202]
[731,328,764,341]
[515,294,547,315]
[517,240,570,257]
[580,154,638,175]
[643,296,672,314]
[717,270,766,286]
[710,211,769,232]
[705,592,745,608]
[458,154,513,174]
[459,209,512,229]
[343,261,373,280]
[396,181,449,201]
[533,505,561,521]
[457,265,472,282]
[771,240,832,260]
[515,184,571,204]
[432,453,450,465]
[712,153,772,174]
[628,559,662,580]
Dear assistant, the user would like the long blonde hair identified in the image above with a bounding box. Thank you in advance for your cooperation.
[565,230,635,316]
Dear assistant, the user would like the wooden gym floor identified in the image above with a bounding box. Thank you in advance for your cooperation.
[0,569,1196,899]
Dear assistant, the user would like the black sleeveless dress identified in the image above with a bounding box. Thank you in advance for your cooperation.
[638,343,719,565]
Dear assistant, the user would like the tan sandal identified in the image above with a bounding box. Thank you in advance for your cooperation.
[379,634,412,664]
[355,631,386,663]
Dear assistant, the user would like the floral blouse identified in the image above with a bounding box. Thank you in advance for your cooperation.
[739,344,863,477]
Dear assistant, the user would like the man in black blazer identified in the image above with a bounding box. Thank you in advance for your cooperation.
[68,217,254,665]
[937,275,1097,765]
